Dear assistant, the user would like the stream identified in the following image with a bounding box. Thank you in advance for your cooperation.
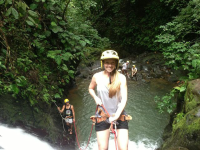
[0,77,175,150]
[67,77,175,150]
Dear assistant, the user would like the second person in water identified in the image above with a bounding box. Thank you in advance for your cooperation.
[89,50,129,150]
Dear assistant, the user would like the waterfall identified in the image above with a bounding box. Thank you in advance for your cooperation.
[0,123,56,150]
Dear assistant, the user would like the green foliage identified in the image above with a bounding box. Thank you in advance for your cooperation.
[154,89,177,113]
[0,0,110,108]
[156,0,200,79]
[155,80,187,114]
[174,112,185,123]
[90,0,174,56]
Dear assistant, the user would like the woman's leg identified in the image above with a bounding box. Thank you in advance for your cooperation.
[96,129,110,150]
[117,129,128,150]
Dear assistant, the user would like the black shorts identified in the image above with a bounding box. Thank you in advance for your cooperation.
[95,120,128,132]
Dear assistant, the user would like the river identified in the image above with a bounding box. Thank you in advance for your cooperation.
[0,77,174,150]
[67,77,175,150]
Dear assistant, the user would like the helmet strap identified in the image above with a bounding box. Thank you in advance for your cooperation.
[109,73,111,84]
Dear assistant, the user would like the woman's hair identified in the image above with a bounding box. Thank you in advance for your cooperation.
[109,69,121,98]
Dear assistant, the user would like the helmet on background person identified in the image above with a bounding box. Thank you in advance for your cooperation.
[64,99,69,103]
[132,65,135,67]
[100,50,119,69]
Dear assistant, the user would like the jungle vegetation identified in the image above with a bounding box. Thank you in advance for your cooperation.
[0,0,200,113]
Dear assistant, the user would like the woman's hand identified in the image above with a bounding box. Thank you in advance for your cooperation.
[109,116,116,123]
[94,96,102,105]
[57,107,60,111]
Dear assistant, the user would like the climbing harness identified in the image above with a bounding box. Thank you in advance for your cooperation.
[90,105,132,150]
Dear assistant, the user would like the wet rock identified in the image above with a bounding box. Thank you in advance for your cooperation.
[153,65,162,75]
[136,73,142,81]
[141,72,149,79]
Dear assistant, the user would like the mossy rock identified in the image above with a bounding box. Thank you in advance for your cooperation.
[162,110,200,149]
[184,79,200,112]
[160,79,200,150]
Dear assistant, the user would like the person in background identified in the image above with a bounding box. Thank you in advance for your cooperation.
[57,99,75,134]
[89,50,129,150]
[131,65,137,80]
[122,61,130,78]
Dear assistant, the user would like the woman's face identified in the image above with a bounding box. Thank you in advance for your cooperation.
[103,59,116,73]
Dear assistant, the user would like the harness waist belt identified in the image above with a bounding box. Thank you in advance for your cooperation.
[90,115,132,124]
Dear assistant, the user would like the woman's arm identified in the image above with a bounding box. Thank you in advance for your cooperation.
[57,105,65,113]
[88,74,102,105]
[110,75,127,122]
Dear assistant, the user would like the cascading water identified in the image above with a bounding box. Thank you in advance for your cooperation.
[0,124,56,150]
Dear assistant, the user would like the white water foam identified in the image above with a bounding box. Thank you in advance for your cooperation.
[80,137,159,150]
[0,124,56,150]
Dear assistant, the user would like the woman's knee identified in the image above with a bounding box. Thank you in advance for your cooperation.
[98,144,108,150]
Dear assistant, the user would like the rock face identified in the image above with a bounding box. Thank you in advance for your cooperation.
[160,79,200,150]
[77,52,184,82]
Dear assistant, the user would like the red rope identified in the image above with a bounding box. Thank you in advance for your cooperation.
[73,120,94,150]
[101,105,118,150]
[73,106,98,150]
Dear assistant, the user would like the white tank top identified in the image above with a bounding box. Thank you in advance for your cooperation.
[95,71,122,116]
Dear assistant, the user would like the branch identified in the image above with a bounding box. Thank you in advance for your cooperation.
[62,0,71,21]
[0,25,10,67]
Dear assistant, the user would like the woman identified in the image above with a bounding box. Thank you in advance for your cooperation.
[89,50,128,150]
[57,99,75,134]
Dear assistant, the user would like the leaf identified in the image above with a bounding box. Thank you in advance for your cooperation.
[62,52,72,61]
[55,56,62,65]
[26,20,34,26]
[47,50,61,59]
[44,30,51,37]
[30,4,37,10]
[0,0,4,5]
[51,22,57,26]
[192,60,197,68]
[6,0,12,4]
[11,84,19,94]
[174,86,180,90]
[51,26,63,33]
[54,93,61,98]
[28,10,38,17]
[80,40,86,47]
[5,7,12,16]
[28,16,36,24]
[11,8,19,19]
[59,21,66,26]
[180,86,186,92]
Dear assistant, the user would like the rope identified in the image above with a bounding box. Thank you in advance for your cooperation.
[53,101,66,133]
[73,121,94,150]
[73,106,98,150]
[101,104,118,150]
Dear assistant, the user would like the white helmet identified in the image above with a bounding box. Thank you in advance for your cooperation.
[100,50,119,69]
